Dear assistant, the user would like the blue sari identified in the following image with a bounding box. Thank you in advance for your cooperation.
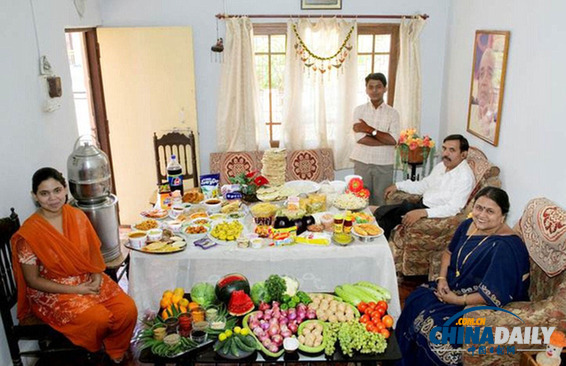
[396,219,530,365]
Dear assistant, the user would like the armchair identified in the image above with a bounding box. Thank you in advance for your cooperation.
[387,147,500,279]
[462,197,566,365]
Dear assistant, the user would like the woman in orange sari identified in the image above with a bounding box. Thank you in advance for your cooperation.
[11,167,137,363]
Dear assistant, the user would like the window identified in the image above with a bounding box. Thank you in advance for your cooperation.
[253,24,287,147]
[253,23,399,146]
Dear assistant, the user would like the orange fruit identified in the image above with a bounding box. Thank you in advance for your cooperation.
[173,287,184,296]
[161,308,170,320]
[160,297,172,309]
[162,290,174,299]
[171,294,183,305]
[188,302,200,311]
[179,298,189,308]
[179,306,188,314]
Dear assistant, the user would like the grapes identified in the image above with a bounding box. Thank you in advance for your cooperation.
[323,321,386,357]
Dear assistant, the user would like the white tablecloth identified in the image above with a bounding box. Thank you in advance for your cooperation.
[128,235,401,321]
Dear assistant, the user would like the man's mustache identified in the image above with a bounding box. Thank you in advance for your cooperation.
[442,156,451,162]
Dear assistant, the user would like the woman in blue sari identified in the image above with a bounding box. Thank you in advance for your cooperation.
[396,187,530,365]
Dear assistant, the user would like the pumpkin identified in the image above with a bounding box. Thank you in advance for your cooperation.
[215,273,251,304]
[227,290,255,316]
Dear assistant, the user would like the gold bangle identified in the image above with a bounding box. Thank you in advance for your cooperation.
[463,293,468,306]
[435,276,446,282]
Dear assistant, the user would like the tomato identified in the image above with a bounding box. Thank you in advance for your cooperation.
[357,302,368,313]
[379,328,391,339]
[376,307,386,317]
[382,315,394,329]
[374,321,385,332]
[370,311,382,322]
[366,323,376,333]
[377,301,388,311]
[367,302,377,310]
[360,314,371,324]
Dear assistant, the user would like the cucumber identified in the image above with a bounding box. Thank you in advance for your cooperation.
[355,281,392,300]
[353,284,386,302]
[341,284,375,303]
[230,338,240,357]
[234,335,256,352]
[240,334,258,349]
[221,339,231,354]
[334,285,361,305]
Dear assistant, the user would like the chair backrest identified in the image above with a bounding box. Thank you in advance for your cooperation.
[153,130,198,188]
[0,208,20,314]
[462,146,501,211]
[514,197,566,301]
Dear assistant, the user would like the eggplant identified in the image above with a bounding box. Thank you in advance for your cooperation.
[294,218,306,235]
[302,215,315,228]
[273,216,291,229]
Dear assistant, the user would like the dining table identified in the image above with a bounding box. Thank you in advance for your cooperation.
[127,205,402,321]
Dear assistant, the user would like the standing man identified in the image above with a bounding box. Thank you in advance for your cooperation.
[350,73,400,206]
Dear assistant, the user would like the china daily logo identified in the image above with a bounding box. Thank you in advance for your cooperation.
[429,306,554,355]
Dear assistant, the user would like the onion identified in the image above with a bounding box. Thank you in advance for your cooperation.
[279,324,289,332]
[280,309,288,318]
[258,333,269,342]
[255,312,264,320]
[288,322,298,333]
[253,327,265,336]
[271,334,283,346]
[268,344,279,353]
[268,324,280,336]
[272,309,281,319]
[287,311,297,320]
[259,302,270,311]
[260,322,270,330]
[272,301,280,308]
[278,317,288,326]
[262,338,272,348]
[297,303,307,312]
[280,329,292,338]
[249,320,260,329]
[306,309,316,319]
[269,317,278,326]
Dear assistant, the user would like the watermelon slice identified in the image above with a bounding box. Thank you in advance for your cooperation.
[228,290,255,316]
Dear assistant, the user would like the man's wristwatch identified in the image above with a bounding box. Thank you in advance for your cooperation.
[371,129,377,137]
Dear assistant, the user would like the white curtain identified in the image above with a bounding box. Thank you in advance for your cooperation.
[216,17,268,151]
[281,18,358,170]
[394,16,426,131]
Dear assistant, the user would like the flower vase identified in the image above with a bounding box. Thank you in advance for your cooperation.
[242,193,259,203]
[401,147,425,164]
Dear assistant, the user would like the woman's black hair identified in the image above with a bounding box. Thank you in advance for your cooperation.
[32,167,67,194]
[474,186,510,215]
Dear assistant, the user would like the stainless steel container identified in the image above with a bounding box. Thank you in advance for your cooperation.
[73,194,121,262]
[67,136,112,204]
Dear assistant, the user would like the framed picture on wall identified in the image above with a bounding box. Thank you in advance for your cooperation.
[466,30,510,146]
[301,0,342,10]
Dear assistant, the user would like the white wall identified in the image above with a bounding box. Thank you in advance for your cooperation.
[100,0,451,178]
[441,0,566,225]
[0,1,102,363]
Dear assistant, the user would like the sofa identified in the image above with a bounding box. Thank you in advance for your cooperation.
[462,197,566,365]
[209,148,335,185]
[386,146,501,279]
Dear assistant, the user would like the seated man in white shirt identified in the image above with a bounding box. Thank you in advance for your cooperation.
[375,134,475,239]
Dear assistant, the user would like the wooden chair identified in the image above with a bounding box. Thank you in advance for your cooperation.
[153,130,198,189]
[0,208,86,366]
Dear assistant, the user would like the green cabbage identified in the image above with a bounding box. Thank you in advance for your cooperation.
[190,282,216,307]
[251,281,271,305]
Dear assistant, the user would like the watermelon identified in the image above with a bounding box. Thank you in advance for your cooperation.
[228,290,254,316]
[215,273,250,304]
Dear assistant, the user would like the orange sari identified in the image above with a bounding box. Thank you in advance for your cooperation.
[11,204,137,358]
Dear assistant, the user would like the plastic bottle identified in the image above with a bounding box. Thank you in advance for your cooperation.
[167,154,184,195]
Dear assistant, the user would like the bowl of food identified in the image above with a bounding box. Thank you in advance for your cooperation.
[167,220,183,233]
[204,198,222,213]
[128,231,147,249]
[181,224,209,240]
[208,213,226,222]
[332,232,354,246]
[147,228,163,242]
[169,205,186,219]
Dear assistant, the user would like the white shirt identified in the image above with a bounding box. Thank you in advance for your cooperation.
[350,102,400,165]
[395,160,475,218]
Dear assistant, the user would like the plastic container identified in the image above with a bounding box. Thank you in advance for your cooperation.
[167,154,184,195]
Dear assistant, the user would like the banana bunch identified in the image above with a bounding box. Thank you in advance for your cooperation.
[334,281,391,306]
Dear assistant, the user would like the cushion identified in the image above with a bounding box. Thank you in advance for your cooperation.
[519,197,566,277]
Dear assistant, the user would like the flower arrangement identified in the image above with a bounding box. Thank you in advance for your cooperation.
[229,171,269,196]
[395,129,436,178]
